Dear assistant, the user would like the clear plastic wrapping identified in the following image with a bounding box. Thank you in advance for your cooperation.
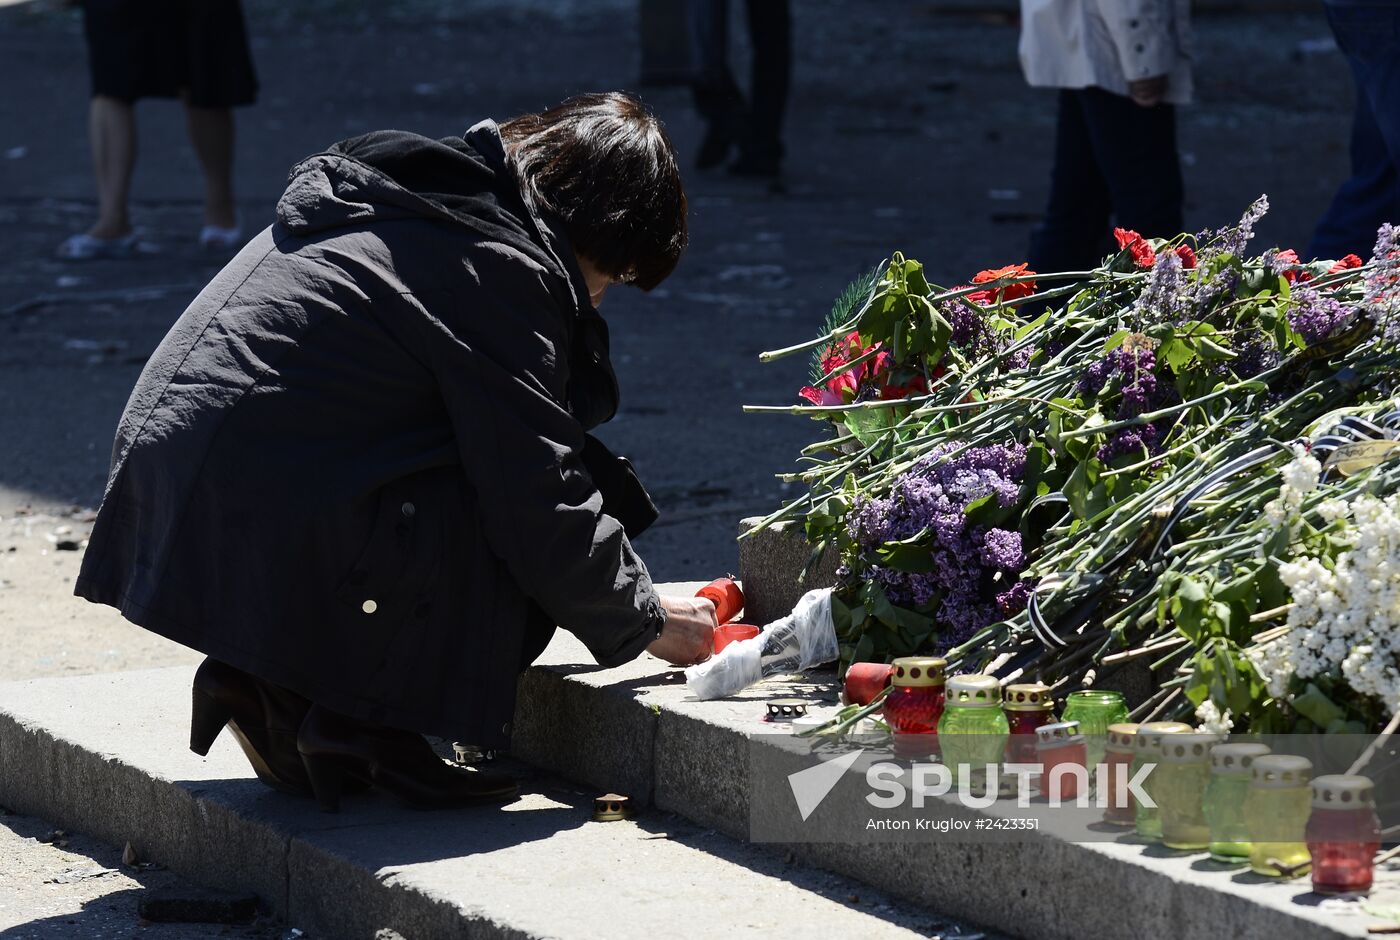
[685,588,837,700]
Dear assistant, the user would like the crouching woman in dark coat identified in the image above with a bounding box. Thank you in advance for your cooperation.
[75,92,715,812]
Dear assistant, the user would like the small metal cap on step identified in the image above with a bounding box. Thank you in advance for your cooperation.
[593,794,630,822]
[766,699,808,721]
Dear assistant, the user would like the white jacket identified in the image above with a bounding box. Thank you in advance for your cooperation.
[1019,0,1193,105]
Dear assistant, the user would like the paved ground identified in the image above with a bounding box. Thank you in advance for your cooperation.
[0,0,1363,935]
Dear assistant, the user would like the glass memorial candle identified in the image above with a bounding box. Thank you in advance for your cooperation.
[1156,733,1217,851]
[1035,721,1087,802]
[938,674,1009,787]
[1245,755,1313,877]
[884,657,946,758]
[1133,721,1192,840]
[1102,723,1140,826]
[1202,742,1271,863]
[1307,774,1381,895]
[1060,690,1130,767]
[1004,682,1055,765]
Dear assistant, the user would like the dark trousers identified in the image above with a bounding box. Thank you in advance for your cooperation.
[1308,2,1400,261]
[1029,88,1184,272]
[690,0,791,165]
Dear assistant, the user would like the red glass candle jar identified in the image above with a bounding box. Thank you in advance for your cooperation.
[1307,775,1381,895]
[844,662,895,706]
[713,623,759,653]
[696,578,745,624]
[1036,721,1087,802]
[1003,682,1055,764]
[1101,723,1140,826]
[884,657,946,757]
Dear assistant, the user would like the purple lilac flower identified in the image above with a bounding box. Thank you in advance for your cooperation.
[1134,251,1187,323]
[1095,424,1159,463]
[1365,223,1400,342]
[1217,195,1270,258]
[1004,345,1033,370]
[1288,286,1355,346]
[1078,347,1158,418]
[995,580,1031,615]
[1232,338,1281,377]
[978,527,1025,571]
[845,443,1031,650]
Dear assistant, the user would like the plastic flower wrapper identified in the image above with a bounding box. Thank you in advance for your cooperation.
[685,589,838,700]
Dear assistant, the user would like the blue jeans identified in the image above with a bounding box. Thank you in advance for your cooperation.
[1308,2,1400,260]
[1028,88,1184,273]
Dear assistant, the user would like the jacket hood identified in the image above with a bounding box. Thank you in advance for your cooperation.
[276,121,574,291]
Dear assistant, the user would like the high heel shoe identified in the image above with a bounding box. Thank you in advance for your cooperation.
[297,705,518,813]
[190,658,314,796]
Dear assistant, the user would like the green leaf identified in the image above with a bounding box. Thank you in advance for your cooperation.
[1293,683,1345,728]
[1103,329,1130,353]
[878,543,935,573]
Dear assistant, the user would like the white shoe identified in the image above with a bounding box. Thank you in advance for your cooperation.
[199,223,243,251]
[56,232,139,260]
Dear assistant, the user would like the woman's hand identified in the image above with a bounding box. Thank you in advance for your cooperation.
[646,595,717,666]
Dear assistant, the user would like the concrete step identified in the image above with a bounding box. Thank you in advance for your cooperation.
[507,585,1400,940]
[0,665,991,940]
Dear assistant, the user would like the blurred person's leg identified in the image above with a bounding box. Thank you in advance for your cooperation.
[690,0,744,168]
[1029,90,1113,272]
[1079,87,1184,243]
[731,0,791,177]
[184,104,238,231]
[1308,2,1400,261]
[87,96,136,240]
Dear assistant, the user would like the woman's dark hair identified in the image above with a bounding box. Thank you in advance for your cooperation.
[500,92,687,291]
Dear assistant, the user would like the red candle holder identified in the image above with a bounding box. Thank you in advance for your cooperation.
[1036,721,1087,802]
[713,623,760,653]
[844,662,895,706]
[883,656,946,736]
[1003,682,1054,765]
[696,578,745,625]
[1101,723,1140,825]
[1307,775,1381,895]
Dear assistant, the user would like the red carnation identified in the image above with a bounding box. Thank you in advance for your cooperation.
[1114,228,1156,268]
[969,263,1037,304]
[1329,253,1363,274]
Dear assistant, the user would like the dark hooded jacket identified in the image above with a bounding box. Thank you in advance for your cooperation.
[75,121,664,748]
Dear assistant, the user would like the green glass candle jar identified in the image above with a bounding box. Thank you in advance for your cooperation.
[1203,742,1271,863]
[1132,721,1192,840]
[1060,690,1130,767]
[1245,755,1313,877]
[938,674,1008,789]
[1156,733,1217,851]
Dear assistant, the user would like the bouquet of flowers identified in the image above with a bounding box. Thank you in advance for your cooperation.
[745,199,1400,731]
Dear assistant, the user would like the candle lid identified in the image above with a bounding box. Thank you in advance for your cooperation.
[1209,742,1270,776]
[1250,754,1312,788]
[1035,720,1082,748]
[1157,733,1219,763]
[891,657,946,688]
[1134,721,1192,751]
[1106,723,1140,753]
[1004,683,1053,711]
[945,674,1000,707]
[1311,774,1376,809]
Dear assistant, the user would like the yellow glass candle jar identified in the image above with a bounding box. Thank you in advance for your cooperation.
[1132,721,1192,840]
[1245,755,1313,876]
[1156,733,1217,851]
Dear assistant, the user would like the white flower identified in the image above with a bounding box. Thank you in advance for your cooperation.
[1195,699,1235,734]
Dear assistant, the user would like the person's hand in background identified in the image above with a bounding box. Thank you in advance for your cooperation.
[1128,75,1168,108]
[647,595,717,666]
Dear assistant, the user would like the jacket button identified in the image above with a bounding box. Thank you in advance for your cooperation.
[401,501,416,518]
[362,599,378,614]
